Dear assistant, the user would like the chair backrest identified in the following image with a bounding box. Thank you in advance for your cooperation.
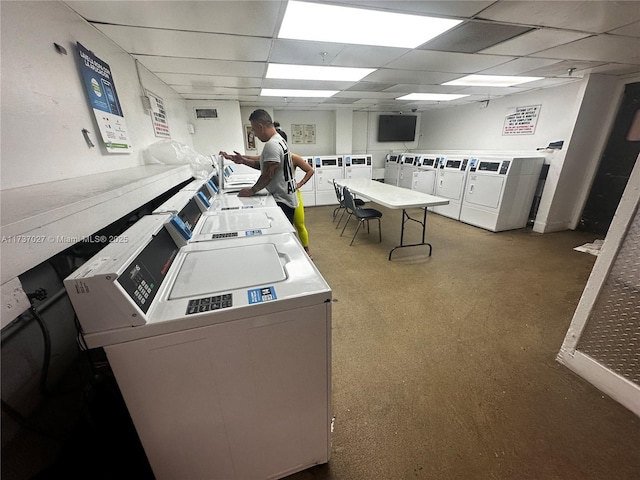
[333,179,343,203]
[342,186,357,211]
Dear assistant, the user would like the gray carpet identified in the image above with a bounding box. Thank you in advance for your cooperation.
[286,204,640,480]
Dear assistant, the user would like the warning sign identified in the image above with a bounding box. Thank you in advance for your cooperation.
[503,105,541,136]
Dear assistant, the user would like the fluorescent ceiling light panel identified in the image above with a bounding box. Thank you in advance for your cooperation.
[261,88,338,97]
[443,75,544,87]
[278,1,462,49]
[267,64,375,82]
[397,93,469,101]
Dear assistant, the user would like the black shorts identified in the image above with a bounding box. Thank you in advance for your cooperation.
[276,202,296,225]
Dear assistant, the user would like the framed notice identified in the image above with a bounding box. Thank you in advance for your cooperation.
[147,90,171,138]
[76,42,132,153]
[245,125,256,150]
[503,105,541,136]
[291,124,316,144]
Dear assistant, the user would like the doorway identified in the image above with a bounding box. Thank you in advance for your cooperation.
[579,81,640,235]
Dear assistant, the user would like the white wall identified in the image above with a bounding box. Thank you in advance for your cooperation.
[188,100,245,156]
[272,110,336,156]
[418,81,584,153]
[0,1,193,190]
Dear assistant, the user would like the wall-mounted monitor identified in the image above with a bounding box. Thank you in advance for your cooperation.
[377,115,417,142]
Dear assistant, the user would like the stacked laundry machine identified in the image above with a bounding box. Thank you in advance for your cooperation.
[384,153,401,185]
[64,179,332,480]
[344,154,373,181]
[410,153,441,196]
[314,155,345,205]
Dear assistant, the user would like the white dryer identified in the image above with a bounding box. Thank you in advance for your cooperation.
[344,154,373,180]
[64,215,332,480]
[431,155,473,220]
[411,154,440,196]
[460,156,544,231]
[295,155,316,207]
[384,153,401,185]
[314,155,344,205]
[397,154,419,189]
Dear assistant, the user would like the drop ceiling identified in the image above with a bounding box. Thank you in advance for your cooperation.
[64,0,640,112]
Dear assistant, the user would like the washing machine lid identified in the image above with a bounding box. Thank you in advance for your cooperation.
[169,243,286,299]
[190,207,294,241]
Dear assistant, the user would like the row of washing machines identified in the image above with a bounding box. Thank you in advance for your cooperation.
[384,152,545,232]
[63,171,332,480]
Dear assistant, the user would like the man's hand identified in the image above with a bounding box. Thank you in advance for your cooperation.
[238,187,254,197]
[219,150,244,164]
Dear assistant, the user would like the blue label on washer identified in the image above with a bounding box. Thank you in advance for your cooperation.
[244,230,263,236]
[248,286,277,304]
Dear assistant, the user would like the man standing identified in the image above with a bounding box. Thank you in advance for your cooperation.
[220,109,298,223]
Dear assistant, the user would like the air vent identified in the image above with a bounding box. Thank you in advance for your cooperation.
[195,108,218,119]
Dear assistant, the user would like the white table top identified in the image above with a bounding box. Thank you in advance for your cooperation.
[336,178,449,209]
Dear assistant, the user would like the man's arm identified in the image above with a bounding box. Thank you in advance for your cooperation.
[238,161,279,197]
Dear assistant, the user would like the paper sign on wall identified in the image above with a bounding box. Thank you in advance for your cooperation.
[77,42,132,153]
[291,124,316,144]
[147,90,171,138]
[503,105,541,136]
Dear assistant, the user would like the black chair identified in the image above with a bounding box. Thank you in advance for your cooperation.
[333,179,364,229]
[340,186,382,246]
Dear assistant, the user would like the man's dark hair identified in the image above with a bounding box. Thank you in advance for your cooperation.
[249,109,273,126]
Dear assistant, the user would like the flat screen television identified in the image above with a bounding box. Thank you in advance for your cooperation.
[378,115,417,142]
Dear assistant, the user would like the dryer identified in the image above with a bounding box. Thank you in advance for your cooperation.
[397,154,419,189]
[384,153,401,185]
[64,215,332,480]
[431,155,473,220]
[295,155,316,207]
[460,156,544,231]
[411,154,440,196]
[344,154,373,180]
[314,155,344,205]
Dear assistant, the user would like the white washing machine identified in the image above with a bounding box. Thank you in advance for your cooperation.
[384,153,401,185]
[431,155,473,220]
[344,154,373,180]
[397,154,419,189]
[314,155,344,205]
[296,155,316,207]
[188,206,295,243]
[460,156,544,231]
[411,154,440,196]
[64,215,332,480]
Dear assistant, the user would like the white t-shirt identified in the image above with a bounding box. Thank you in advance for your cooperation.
[260,133,298,209]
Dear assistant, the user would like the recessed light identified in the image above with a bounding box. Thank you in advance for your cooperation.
[443,75,544,87]
[396,93,469,101]
[267,64,375,82]
[261,88,338,98]
[279,1,462,49]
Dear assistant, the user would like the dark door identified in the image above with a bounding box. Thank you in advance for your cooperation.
[578,82,640,235]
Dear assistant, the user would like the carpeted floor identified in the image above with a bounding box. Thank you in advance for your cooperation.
[285,204,640,480]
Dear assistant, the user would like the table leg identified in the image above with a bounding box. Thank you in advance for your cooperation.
[388,208,433,260]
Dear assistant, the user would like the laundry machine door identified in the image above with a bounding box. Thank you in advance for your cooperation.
[436,171,465,201]
[464,174,504,209]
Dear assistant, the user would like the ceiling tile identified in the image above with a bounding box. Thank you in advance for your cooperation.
[478,1,640,34]
[345,83,396,92]
[155,74,263,88]
[66,1,285,36]
[133,56,266,78]
[480,28,591,56]
[261,79,355,90]
[330,45,411,68]
[173,86,261,96]
[479,57,563,75]
[609,21,640,37]
[94,24,271,61]
[521,59,609,77]
[363,69,458,84]
[268,39,344,65]
[531,35,640,64]
[385,50,513,73]
[420,21,533,53]
[581,63,640,76]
